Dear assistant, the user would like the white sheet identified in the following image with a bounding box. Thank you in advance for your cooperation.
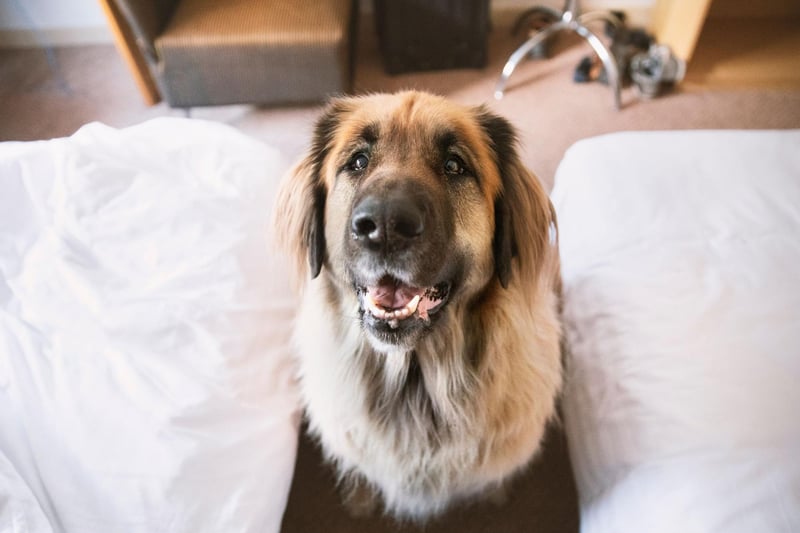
[0,119,300,533]
[552,130,800,533]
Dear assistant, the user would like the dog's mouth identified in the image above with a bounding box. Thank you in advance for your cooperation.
[357,275,451,330]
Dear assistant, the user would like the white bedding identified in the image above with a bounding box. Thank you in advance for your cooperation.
[552,130,800,532]
[0,119,300,533]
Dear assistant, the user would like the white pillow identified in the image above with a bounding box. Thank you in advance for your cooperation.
[552,130,800,533]
[0,119,300,533]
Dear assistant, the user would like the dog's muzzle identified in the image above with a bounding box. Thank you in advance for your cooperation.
[348,179,453,336]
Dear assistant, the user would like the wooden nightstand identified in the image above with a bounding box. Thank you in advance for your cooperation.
[653,0,800,88]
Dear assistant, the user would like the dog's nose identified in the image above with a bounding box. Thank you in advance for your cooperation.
[351,192,425,251]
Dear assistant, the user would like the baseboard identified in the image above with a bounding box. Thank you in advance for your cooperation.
[0,26,112,48]
[493,1,654,29]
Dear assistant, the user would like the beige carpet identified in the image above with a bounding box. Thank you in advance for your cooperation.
[2,11,800,533]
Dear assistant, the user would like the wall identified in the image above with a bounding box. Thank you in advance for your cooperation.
[494,0,656,28]
[0,0,110,47]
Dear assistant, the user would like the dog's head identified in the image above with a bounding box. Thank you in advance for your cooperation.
[275,91,556,352]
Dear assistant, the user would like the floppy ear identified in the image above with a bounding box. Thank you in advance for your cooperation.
[273,101,345,283]
[273,157,326,281]
[477,109,556,289]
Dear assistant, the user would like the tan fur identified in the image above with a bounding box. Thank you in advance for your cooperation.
[275,158,316,284]
[273,91,562,520]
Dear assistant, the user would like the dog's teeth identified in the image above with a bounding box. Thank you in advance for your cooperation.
[406,295,421,315]
[365,292,423,322]
[365,294,383,317]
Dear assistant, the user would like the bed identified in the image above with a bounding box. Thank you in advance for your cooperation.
[2,121,798,532]
[0,119,299,533]
[552,129,800,532]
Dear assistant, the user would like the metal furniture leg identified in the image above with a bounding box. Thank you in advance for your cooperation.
[577,11,623,29]
[494,0,623,109]
[494,22,565,100]
[574,23,621,109]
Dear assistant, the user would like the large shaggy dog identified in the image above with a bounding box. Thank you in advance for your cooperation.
[274,91,562,519]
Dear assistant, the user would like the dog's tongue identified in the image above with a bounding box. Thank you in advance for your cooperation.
[369,277,423,310]
[364,277,447,324]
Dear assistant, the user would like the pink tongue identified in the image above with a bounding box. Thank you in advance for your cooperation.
[369,279,423,310]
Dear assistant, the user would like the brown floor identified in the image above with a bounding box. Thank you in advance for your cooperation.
[2,9,800,533]
[684,17,800,89]
[283,420,579,533]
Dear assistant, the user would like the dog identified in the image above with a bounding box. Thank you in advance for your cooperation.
[274,91,562,520]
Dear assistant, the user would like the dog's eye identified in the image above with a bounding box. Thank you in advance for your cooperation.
[444,155,466,175]
[349,153,370,172]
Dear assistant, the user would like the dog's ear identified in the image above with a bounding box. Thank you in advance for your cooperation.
[476,109,556,289]
[274,100,346,282]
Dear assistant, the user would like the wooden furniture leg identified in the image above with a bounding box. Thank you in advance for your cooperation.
[97,0,162,105]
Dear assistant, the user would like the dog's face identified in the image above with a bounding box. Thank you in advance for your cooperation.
[276,91,554,352]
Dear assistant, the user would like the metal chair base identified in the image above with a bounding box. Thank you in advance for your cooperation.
[494,0,623,110]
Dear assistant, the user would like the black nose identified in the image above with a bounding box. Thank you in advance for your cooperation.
[351,192,425,251]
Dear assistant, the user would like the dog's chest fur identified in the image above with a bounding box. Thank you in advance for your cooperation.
[293,275,561,518]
